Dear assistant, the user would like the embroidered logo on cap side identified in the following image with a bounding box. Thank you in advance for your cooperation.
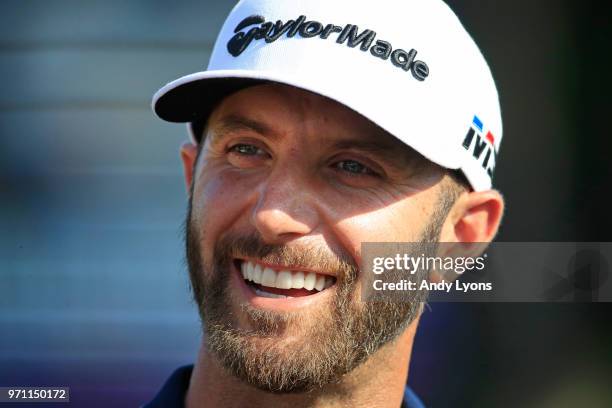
[227,14,429,81]
[462,115,497,179]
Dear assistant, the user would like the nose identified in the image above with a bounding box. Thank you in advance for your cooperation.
[250,168,320,244]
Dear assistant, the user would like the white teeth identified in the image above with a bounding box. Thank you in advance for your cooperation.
[241,261,335,292]
[261,267,277,287]
[252,264,263,284]
[276,271,293,289]
[303,272,317,291]
[314,275,326,291]
[246,262,254,281]
[291,271,305,289]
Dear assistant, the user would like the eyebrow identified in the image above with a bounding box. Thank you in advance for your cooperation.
[209,114,280,144]
[329,138,422,171]
[331,139,402,157]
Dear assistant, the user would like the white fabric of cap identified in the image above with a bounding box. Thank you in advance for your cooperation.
[152,0,503,191]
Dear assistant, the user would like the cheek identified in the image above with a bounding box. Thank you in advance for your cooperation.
[332,199,433,258]
[191,167,254,252]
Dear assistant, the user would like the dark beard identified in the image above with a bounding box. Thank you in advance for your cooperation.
[185,206,439,393]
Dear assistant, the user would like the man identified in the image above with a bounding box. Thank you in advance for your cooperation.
[146,0,504,406]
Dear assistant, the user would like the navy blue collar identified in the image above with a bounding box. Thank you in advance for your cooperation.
[144,365,424,408]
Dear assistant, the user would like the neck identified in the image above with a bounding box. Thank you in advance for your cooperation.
[185,317,419,408]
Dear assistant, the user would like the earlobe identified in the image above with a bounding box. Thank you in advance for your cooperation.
[180,142,199,195]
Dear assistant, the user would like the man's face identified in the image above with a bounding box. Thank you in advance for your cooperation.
[185,84,449,392]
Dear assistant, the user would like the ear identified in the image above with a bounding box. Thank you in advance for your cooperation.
[180,141,199,195]
[438,189,505,254]
[432,190,504,282]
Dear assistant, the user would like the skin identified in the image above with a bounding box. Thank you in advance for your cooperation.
[178,84,504,408]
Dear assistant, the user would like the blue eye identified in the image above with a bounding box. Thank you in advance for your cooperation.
[230,144,262,155]
[335,160,372,175]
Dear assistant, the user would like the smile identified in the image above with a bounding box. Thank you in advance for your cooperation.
[238,260,336,299]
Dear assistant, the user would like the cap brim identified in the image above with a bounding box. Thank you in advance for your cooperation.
[152,69,395,142]
[153,70,273,122]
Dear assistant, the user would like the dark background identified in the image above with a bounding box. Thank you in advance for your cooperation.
[0,1,610,407]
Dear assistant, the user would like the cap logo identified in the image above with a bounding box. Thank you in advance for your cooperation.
[462,115,497,178]
[227,14,430,81]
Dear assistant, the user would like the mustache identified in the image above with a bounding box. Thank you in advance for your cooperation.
[214,232,358,281]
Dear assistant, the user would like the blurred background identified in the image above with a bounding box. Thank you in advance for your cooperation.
[0,0,610,407]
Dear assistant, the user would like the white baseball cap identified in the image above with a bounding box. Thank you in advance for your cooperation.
[152,0,502,191]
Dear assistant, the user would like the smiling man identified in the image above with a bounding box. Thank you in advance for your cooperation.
[146,0,504,407]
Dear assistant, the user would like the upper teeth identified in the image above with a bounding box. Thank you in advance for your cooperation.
[241,261,334,291]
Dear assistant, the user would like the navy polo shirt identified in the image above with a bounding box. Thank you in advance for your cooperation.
[144,365,425,408]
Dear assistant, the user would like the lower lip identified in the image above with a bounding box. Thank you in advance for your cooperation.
[230,261,335,312]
